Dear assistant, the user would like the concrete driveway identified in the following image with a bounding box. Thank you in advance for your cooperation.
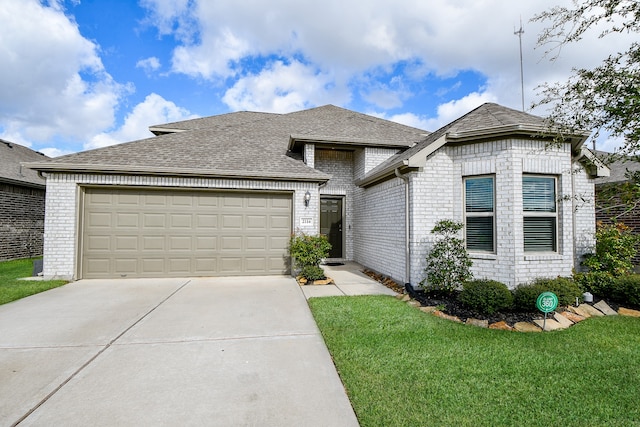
[0,276,359,426]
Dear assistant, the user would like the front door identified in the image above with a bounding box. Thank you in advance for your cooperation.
[320,197,343,258]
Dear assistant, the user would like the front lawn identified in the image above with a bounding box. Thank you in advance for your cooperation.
[309,295,640,427]
[0,258,67,305]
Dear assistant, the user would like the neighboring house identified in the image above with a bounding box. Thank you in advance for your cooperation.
[0,139,47,261]
[594,152,640,269]
[26,103,608,287]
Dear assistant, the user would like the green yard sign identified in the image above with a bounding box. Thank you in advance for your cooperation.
[536,292,558,313]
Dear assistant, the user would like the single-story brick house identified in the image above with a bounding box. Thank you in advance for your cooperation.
[1,139,48,261]
[26,103,608,287]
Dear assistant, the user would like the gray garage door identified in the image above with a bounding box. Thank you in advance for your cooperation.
[81,188,292,279]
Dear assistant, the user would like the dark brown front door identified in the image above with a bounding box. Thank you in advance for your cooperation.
[320,197,343,258]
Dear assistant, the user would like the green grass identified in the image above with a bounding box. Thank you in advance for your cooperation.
[0,258,67,305]
[309,295,640,427]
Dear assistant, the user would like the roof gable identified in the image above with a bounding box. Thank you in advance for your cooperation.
[358,103,591,187]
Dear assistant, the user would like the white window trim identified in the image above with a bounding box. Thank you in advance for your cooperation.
[463,175,496,253]
[522,174,558,253]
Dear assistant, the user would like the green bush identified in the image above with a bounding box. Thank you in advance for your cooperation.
[289,232,331,276]
[612,275,640,308]
[419,220,473,294]
[513,277,582,311]
[574,271,616,297]
[583,222,639,276]
[459,280,513,314]
[300,265,327,281]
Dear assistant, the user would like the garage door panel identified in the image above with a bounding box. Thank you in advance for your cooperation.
[143,236,165,250]
[117,194,140,205]
[196,214,217,228]
[270,236,289,251]
[88,212,112,228]
[245,257,267,272]
[270,215,290,230]
[116,213,139,227]
[141,258,164,273]
[170,214,192,228]
[82,188,291,278]
[115,258,137,273]
[143,213,166,228]
[115,236,138,250]
[221,236,242,250]
[246,236,267,250]
[222,196,243,208]
[169,258,191,273]
[247,215,267,229]
[168,236,192,251]
[222,215,242,229]
[86,235,110,251]
[220,258,242,273]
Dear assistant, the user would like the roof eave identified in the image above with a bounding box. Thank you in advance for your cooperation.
[0,176,45,189]
[23,162,331,183]
[288,134,418,151]
[447,124,591,151]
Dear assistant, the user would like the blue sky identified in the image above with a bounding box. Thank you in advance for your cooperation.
[0,0,628,156]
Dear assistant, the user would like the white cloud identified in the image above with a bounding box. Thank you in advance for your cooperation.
[0,0,126,149]
[86,93,196,149]
[39,147,75,158]
[141,0,632,115]
[222,60,348,113]
[136,57,162,73]
[373,91,498,132]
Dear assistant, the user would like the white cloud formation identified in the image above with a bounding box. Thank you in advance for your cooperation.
[86,93,196,149]
[141,0,632,126]
[222,60,348,113]
[0,0,127,150]
[136,57,162,74]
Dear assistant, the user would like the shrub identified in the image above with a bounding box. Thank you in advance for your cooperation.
[459,280,513,314]
[574,271,616,297]
[513,277,582,311]
[419,220,473,294]
[583,222,639,276]
[289,232,331,280]
[300,265,326,281]
[289,233,331,268]
[612,275,640,308]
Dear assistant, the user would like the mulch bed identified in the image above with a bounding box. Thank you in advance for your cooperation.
[363,269,622,327]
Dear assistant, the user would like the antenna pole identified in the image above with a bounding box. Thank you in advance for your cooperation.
[514,19,525,111]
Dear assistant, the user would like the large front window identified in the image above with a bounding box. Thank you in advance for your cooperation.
[464,176,495,252]
[522,176,557,252]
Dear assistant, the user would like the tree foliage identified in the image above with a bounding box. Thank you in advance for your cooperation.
[533,0,640,156]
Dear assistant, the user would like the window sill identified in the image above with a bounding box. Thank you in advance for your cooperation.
[469,253,497,260]
[524,253,562,261]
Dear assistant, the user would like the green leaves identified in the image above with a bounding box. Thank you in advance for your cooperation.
[288,233,331,279]
[534,1,640,156]
[421,220,473,294]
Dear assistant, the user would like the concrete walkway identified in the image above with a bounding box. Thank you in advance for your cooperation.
[0,276,359,426]
[300,262,398,299]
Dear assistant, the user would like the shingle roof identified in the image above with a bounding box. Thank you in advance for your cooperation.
[360,103,590,186]
[0,139,47,188]
[594,151,640,184]
[26,105,427,182]
[149,111,280,134]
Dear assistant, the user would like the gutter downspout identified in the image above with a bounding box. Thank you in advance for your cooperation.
[395,168,411,288]
[571,149,586,272]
